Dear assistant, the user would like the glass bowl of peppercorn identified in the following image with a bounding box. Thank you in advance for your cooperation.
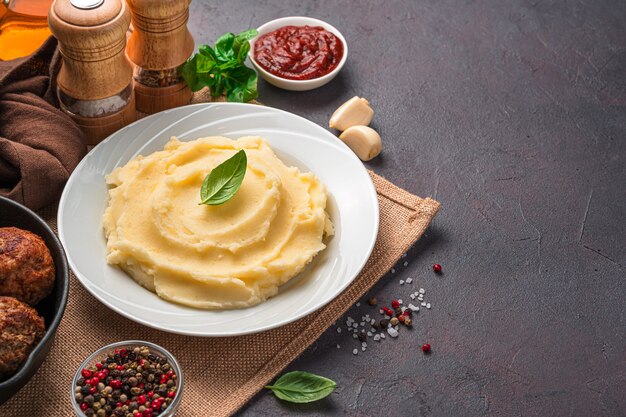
[71,341,183,417]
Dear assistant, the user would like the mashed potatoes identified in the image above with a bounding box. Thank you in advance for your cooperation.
[103,136,333,309]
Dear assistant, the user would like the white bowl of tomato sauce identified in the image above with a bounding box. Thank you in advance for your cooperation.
[249,16,348,91]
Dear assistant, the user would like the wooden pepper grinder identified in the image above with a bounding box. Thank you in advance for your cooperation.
[48,0,136,145]
[126,0,194,114]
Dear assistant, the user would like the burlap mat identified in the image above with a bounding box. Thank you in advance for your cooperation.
[0,90,440,417]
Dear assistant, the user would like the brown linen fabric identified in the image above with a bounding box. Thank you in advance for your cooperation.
[0,172,439,417]
[0,37,86,211]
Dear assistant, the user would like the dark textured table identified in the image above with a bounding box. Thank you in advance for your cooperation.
[188,1,626,415]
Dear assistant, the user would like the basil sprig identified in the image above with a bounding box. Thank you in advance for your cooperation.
[182,29,258,102]
[199,150,247,205]
[265,371,337,403]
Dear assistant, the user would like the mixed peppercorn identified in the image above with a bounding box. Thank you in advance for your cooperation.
[341,261,443,355]
[74,346,178,417]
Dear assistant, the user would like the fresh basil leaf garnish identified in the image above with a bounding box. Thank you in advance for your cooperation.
[199,150,247,205]
[265,371,337,403]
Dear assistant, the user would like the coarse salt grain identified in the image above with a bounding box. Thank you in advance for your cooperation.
[398,299,403,304]
[353,349,358,355]
[403,261,408,267]
[337,327,341,333]
[353,334,358,339]
[421,302,427,307]
[374,334,381,341]
[391,268,395,273]
[426,303,431,309]
[387,328,399,338]
[371,319,376,325]
[408,304,419,311]
[400,280,404,285]
[406,277,413,284]
[367,331,373,337]
[356,302,360,307]
[419,288,425,294]
[337,344,340,349]
[410,294,416,300]
[362,346,366,351]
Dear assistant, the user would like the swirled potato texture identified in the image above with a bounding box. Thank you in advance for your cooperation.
[103,136,333,309]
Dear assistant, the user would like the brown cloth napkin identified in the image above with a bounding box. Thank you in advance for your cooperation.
[0,37,86,211]
[0,173,439,417]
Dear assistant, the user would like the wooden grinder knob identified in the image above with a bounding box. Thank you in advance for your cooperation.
[126,0,195,114]
[48,0,136,145]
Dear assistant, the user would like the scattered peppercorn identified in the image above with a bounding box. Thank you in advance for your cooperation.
[398,315,406,323]
[390,317,399,326]
[74,346,177,417]
[391,300,400,309]
[404,318,412,327]
[367,297,377,306]
[433,264,442,273]
[422,343,431,353]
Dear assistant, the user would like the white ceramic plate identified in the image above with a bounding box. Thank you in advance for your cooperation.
[58,103,378,336]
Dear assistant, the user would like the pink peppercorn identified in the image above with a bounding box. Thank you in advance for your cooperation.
[433,264,442,273]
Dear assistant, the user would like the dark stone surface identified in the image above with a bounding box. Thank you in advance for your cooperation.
[188,1,626,415]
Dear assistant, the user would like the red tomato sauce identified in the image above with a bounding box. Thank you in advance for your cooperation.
[253,25,344,80]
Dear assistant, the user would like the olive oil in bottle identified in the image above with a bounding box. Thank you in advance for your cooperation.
[0,0,53,61]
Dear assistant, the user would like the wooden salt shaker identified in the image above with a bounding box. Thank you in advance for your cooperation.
[48,0,136,145]
[126,0,194,114]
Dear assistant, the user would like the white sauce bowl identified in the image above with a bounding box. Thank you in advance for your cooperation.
[248,16,348,91]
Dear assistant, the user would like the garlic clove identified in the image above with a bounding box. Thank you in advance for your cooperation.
[339,125,382,161]
[329,96,374,131]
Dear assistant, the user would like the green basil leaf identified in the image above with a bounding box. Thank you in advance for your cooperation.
[182,29,258,102]
[199,44,218,61]
[214,33,236,62]
[265,371,337,403]
[209,71,224,97]
[181,53,216,92]
[233,29,258,58]
[199,150,247,205]
[225,66,257,103]
[234,29,258,44]
[236,40,251,64]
